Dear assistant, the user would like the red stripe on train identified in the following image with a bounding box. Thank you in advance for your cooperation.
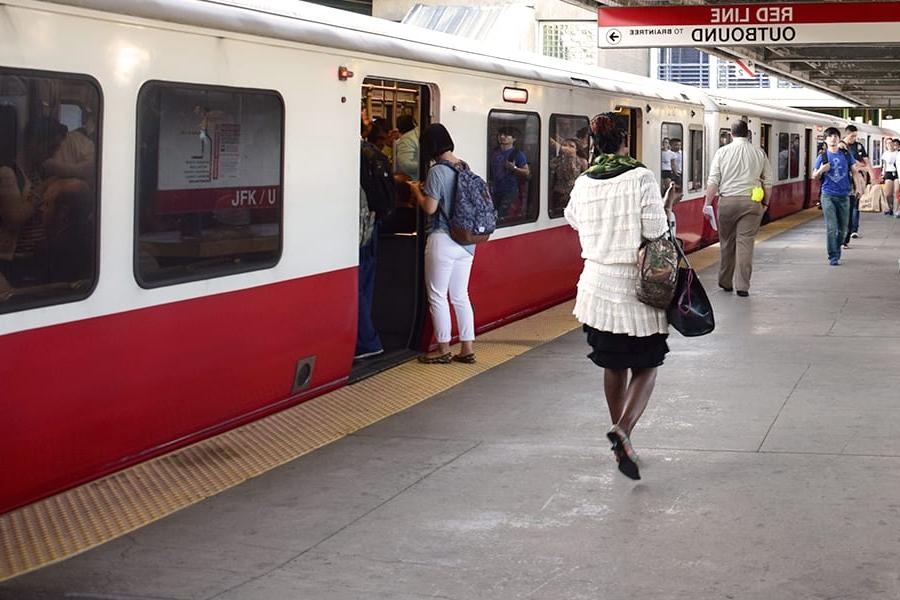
[0,269,357,513]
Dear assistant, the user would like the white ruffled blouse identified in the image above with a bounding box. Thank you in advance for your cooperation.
[564,166,669,337]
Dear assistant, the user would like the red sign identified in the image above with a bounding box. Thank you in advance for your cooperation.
[599,3,892,27]
[598,2,900,47]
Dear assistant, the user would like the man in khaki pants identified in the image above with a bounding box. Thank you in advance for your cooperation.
[704,120,774,297]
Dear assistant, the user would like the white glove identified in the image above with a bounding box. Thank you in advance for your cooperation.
[703,205,717,231]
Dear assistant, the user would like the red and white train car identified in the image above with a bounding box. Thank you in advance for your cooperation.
[0,0,887,514]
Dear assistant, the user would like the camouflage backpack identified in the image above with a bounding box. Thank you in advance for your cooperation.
[636,229,678,309]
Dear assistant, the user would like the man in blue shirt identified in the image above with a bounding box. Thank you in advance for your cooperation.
[814,127,863,266]
[489,127,529,221]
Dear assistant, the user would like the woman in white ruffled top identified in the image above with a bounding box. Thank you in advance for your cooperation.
[564,112,679,480]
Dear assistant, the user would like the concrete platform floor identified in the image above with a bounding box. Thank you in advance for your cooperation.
[4,212,900,600]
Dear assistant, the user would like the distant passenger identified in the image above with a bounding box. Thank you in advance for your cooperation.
[660,137,674,192]
[669,138,683,189]
[881,139,899,214]
[575,126,591,161]
[407,123,476,365]
[705,119,772,297]
[814,126,863,266]
[394,114,419,180]
[565,113,679,481]
[489,127,529,220]
[839,125,874,245]
[719,131,732,147]
[548,138,588,215]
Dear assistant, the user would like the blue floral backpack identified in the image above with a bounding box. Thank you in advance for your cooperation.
[436,160,497,245]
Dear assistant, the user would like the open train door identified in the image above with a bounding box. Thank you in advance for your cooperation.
[613,105,643,161]
[352,78,435,381]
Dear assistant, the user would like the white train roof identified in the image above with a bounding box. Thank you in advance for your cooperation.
[704,95,847,127]
[34,0,707,106]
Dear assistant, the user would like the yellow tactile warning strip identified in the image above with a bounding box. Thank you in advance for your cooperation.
[0,207,821,582]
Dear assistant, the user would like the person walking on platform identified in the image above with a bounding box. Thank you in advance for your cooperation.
[565,113,678,481]
[704,119,773,297]
[839,124,874,244]
[814,127,862,266]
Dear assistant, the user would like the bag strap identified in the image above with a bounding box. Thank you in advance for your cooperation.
[432,162,459,237]
[670,221,693,270]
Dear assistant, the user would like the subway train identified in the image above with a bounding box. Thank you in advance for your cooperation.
[1,0,895,514]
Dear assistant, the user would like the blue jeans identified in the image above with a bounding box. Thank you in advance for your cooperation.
[821,193,849,262]
[844,194,860,243]
[356,223,382,355]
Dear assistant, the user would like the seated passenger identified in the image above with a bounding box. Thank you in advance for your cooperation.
[21,116,91,283]
[0,110,36,272]
[43,107,97,185]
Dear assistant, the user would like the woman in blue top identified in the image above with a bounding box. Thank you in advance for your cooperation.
[407,124,476,364]
[814,127,861,266]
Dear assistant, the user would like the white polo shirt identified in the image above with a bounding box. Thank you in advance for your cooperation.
[707,137,774,197]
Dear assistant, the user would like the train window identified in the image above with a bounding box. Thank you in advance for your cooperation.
[688,128,704,192]
[778,133,790,180]
[487,110,541,226]
[789,133,800,179]
[0,68,100,315]
[548,114,589,218]
[718,128,732,147]
[760,124,771,156]
[660,122,683,195]
[135,82,283,287]
[873,139,882,165]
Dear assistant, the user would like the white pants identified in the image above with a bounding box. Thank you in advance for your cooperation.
[424,232,475,343]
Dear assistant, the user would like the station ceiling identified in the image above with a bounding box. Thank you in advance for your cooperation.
[586,0,900,108]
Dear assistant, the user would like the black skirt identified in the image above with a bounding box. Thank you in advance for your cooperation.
[583,325,669,369]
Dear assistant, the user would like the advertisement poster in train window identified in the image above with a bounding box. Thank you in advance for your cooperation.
[156,88,281,213]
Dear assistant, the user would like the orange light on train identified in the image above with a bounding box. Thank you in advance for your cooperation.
[503,87,528,104]
[338,66,354,81]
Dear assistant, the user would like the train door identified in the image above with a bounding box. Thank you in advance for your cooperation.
[803,128,813,207]
[613,105,643,161]
[353,77,433,380]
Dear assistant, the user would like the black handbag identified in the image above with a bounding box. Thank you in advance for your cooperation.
[666,238,715,337]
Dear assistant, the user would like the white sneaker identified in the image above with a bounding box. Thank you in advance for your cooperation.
[850,232,859,239]
[354,348,384,360]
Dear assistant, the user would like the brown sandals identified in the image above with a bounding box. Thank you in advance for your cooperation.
[451,353,477,364]
[417,352,452,364]
[416,352,476,364]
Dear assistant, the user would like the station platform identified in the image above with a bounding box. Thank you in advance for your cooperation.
[3,209,900,599]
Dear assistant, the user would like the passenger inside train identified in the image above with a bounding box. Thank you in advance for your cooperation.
[0,73,99,312]
[489,126,530,221]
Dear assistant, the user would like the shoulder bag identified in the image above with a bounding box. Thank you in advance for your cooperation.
[666,235,715,337]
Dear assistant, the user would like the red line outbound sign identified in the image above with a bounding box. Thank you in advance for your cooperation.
[598,2,900,48]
